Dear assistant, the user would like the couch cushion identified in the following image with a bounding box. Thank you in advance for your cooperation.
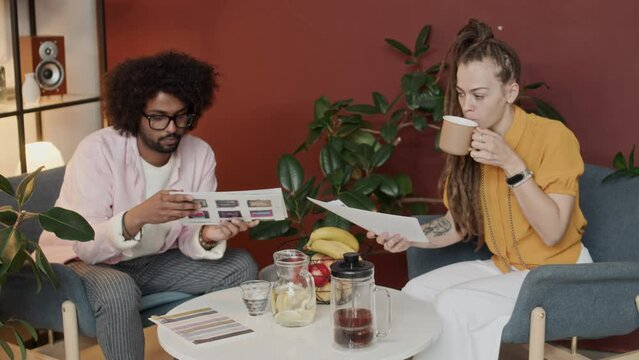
[579,164,639,262]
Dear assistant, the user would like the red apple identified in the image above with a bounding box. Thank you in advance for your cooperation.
[308,262,331,288]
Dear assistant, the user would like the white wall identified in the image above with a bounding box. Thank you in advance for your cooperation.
[0,0,101,177]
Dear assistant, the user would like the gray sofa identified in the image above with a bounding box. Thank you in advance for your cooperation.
[406,164,639,359]
[0,166,194,354]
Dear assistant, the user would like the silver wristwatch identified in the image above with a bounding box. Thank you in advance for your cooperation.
[506,168,534,188]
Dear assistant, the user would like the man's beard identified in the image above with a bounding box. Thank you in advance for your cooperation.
[141,132,182,154]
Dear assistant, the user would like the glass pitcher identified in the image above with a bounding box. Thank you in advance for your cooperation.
[271,249,316,327]
[330,252,391,350]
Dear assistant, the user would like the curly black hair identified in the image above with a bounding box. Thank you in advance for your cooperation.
[105,51,217,136]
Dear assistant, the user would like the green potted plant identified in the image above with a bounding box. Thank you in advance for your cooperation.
[0,167,94,359]
[250,23,562,250]
[604,146,638,182]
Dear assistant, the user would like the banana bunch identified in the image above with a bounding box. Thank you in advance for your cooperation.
[306,227,359,259]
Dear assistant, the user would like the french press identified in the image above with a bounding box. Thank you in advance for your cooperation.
[330,252,391,350]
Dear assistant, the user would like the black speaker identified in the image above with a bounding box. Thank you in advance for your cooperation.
[19,36,67,96]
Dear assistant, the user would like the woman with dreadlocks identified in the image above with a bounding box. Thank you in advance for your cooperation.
[368,19,591,359]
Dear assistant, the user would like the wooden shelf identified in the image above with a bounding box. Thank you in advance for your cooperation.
[0,94,100,118]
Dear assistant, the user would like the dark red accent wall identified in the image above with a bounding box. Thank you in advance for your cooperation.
[105,0,639,285]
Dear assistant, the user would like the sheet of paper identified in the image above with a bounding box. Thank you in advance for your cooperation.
[150,307,253,345]
[307,197,427,242]
[177,188,288,225]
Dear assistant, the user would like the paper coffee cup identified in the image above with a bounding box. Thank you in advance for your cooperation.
[439,116,479,156]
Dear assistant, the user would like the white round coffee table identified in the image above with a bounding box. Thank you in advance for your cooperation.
[157,286,441,360]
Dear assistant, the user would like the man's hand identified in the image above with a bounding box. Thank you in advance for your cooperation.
[126,190,199,234]
[202,219,259,242]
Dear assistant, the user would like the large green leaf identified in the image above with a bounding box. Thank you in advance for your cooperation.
[346,104,379,115]
[335,123,360,138]
[298,128,322,153]
[319,146,344,176]
[0,227,19,266]
[412,115,427,131]
[38,207,95,241]
[327,137,344,153]
[314,96,331,122]
[15,166,43,208]
[414,25,431,54]
[413,45,430,58]
[380,122,398,144]
[426,62,445,74]
[372,92,389,114]
[35,245,57,288]
[401,72,427,93]
[332,98,354,110]
[278,155,304,192]
[395,174,413,196]
[371,144,394,168]
[349,144,374,170]
[316,212,351,230]
[347,131,377,147]
[377,175,400,198]
[524,82,548,90]
[0,175,14,197]
[351,175,383,195]
[0,209,17,227]
[390,108,405,123]
[602,169,628,183]
[12,330,25,360]
[384,38,412,56]
[23,253,43,293]
[338,114,362,125]
[12,320,38,345]
[0,338,14,360]
[339,191,375,211]
[612,152,626,170]
[628,146,636,168]
[249,219,291,240]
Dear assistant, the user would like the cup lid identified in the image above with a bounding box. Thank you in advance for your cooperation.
[330,252,374,279]
[442,115,478,127]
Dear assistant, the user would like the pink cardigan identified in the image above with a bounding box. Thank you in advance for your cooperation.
[39,127,220,264]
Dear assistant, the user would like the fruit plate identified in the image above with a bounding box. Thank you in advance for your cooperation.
[309,254,334,304]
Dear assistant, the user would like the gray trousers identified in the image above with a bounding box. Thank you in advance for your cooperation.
[67,248,258,360]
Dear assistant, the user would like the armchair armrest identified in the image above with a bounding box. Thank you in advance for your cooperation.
[502,262,639,343]
[0,264,97,337]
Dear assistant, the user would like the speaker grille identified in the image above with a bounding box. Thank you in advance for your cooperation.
[35,60,65,90]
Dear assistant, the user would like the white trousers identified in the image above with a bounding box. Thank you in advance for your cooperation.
[404,246,592,360]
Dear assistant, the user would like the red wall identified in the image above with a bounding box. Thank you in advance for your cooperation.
[105,0,639,284]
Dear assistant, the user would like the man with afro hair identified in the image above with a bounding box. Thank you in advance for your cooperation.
[40,51,259,360]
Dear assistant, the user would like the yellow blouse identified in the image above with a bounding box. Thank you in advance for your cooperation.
[446,106,587,272]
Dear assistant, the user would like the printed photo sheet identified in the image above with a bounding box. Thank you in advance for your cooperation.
[307,197,428,242]
[177,188,287,224]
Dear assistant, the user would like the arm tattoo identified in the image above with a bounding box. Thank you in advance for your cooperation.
[423,217,452,237]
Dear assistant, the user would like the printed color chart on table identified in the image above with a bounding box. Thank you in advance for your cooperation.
[150,307,253,344]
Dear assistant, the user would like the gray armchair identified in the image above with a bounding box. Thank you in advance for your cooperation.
[0,166,195,359]
[406,164,639,360]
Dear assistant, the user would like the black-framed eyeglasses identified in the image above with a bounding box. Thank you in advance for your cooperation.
[142,112,195,130]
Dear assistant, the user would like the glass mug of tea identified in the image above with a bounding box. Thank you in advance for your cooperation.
[330,253,391,350]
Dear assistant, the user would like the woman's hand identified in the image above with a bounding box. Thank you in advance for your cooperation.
[469,128,526,176]
[366,231,411,253]
[202,219,259,242]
